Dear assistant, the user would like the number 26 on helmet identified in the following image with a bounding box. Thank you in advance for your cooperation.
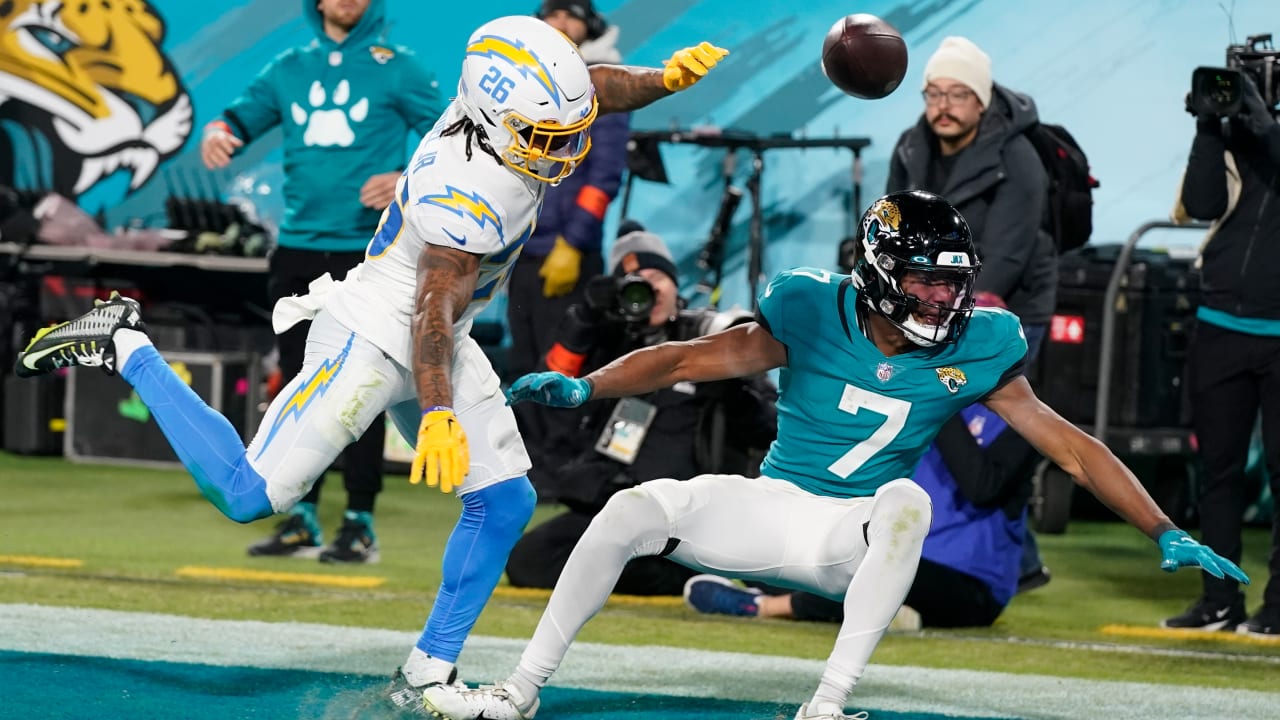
[457,16,598,185]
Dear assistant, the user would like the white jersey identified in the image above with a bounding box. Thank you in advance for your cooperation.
[324,104,545,368]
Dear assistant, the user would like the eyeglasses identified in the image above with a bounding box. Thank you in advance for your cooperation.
[921,87,977,106]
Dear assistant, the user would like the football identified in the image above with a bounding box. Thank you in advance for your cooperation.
[820,14,908,100]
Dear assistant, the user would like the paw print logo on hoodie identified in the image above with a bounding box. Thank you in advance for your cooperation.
[291,80,369,147]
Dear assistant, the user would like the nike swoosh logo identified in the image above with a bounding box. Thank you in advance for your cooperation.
[1214,607,1231,619]
[21,342,73,371]
[442,228,467,246]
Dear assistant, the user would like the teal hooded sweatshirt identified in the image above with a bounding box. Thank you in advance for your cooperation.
[218,0,444,250]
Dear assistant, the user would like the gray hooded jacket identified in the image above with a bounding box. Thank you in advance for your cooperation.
[887,84,1056,325]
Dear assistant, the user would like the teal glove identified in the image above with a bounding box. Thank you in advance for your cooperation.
[1158,529,1250,583]
[505,372,592,408]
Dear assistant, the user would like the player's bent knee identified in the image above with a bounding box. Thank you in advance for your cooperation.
[584,485,669,550]
[463,475,537,541]
[871,478,932,541]
[204,458,273,524]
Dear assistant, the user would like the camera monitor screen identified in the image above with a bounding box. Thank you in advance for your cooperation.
[1190,66,1244,117]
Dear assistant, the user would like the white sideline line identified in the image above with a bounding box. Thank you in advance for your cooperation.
[921,630,1280,664]
[1,604,1276,720]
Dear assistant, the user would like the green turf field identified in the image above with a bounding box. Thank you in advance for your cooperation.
[2,451,1278,719]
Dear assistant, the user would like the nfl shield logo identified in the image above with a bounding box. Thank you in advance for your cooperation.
[876,362,894,383]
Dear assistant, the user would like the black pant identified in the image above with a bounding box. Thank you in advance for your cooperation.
[506,249,604,500]
[267,246,386,513]
[504,249,603,380]
[766,558,1005,628]
[505,510,697,596]
[1189,321,1280,608]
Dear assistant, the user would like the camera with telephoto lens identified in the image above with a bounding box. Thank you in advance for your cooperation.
[1189,34,1279,117]
[583,273,655,323]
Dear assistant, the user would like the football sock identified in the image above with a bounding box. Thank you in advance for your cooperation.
[119,343,272,522]
[417,476,536,662]
[501,671,537,712]
[112,328,149,373]
[402,646,454,687]
[505,674,540,714]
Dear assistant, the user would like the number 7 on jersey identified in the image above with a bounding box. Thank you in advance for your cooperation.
[826,385,911,479]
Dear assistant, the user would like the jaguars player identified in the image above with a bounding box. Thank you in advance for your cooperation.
[424,190,1247,720]
[13,14,728,712]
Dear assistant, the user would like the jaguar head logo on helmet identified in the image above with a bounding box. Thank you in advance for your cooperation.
[853,190,981,347]
[454,15,597,185]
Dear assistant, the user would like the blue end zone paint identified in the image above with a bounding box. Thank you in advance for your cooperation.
[0,650,1017,720]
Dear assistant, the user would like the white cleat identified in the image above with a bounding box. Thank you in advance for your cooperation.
[794,701,869,720]
[422,680,539,720]
[386,667,463,716]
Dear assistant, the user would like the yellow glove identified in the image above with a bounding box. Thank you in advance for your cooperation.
[662,42,729,92]
[409,407,469,493]
[539,236,582,298]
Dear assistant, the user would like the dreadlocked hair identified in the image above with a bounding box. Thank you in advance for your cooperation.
[440,116,503,166]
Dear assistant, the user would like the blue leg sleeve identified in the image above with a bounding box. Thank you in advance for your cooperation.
[120,345,272,522]
[418,476,537,662]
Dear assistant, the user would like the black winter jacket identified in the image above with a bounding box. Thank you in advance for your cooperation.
[529,308,778,514]
[1181,117,1280,319]
[887,84,1056,324]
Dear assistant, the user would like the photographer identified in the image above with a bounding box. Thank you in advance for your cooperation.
[506,228,778,595]
[1165,53,1280,636]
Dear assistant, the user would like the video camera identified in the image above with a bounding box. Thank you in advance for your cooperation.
[583,273,655,324]
[1190,34,1279,117]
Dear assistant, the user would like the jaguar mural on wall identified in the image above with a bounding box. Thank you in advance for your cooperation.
[0,0,192,199]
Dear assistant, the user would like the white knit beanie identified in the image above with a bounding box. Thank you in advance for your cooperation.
[609,230,678,283]
[922,36,993,108]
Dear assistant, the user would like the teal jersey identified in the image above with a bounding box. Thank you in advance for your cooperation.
[757,268,1027,498]
[220,0,445,251]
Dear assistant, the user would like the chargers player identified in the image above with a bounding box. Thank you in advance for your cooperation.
[13,15,728,712]
[423,190,1248,720]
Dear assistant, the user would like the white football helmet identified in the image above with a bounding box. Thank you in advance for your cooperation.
[457,16,598,184]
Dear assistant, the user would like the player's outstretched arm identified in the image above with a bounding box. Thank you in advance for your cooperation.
[408,242,482,493]
[985,377,1249,583]
[507,321,784,407]
[590,42,729,114]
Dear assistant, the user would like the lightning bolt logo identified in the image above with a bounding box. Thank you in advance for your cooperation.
[466,35,560,107]
[255,334,354,459]
[420,186,505,244]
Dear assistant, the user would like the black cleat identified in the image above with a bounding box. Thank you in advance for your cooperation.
[15,291,144,378]
[1161,594,1246,631]
[1016,565,1052,594]
[246,512,323,559]
[319,510,380,564]
[1236,605,1280,638]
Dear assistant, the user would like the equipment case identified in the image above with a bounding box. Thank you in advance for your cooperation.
[65,351,260,468]
[1036,244,1199,433]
